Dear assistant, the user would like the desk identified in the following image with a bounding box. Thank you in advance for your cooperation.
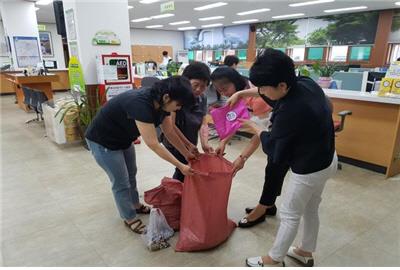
[5,73,59,112]
[324,89,400,178]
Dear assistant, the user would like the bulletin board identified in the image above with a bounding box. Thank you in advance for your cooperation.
[13,36,41,68]
[131,45,172,64]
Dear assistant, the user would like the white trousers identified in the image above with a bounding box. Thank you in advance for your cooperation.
[269,153,338,262]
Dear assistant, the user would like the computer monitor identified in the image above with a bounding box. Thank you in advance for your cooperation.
[366,71,386,92]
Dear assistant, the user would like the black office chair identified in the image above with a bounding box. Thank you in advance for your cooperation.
[22,86,48,124]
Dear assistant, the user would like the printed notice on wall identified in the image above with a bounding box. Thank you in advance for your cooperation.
[65,9,77,40]
[13,36,41,68]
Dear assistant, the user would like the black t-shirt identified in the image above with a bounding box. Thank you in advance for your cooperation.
[85,88,169,150]
[259,76,335,175]
[162,94,207,148]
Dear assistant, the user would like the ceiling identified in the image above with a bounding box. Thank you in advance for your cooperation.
[32,0,400,31]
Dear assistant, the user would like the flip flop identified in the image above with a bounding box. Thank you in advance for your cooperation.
[124,219,146,234]
[135,204,151,214]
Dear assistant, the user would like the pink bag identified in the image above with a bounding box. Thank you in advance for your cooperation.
[210,100,250,140]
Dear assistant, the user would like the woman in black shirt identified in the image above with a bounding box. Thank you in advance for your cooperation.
[228,49,337,267]
[85,76,196,234]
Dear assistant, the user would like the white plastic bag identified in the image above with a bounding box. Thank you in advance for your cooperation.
[141,208,174,251]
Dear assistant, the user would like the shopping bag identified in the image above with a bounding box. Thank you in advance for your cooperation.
[141,208,174,251]
[175,154,236,252]
[144,177,183,230]
[210,99,250,140]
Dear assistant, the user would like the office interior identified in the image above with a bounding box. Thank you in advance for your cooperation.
[0,0,399,267]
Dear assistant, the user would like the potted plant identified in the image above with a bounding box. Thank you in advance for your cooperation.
[312,62,337,88]
[297,65,311,77]
[166,61,182,76]
[55,89,101,149]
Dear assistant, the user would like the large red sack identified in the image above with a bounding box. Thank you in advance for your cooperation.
[144,177,183,230]
[175,154,236,252]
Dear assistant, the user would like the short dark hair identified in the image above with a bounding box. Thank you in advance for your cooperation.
[211,66,247,91]
[182,61,211,84]
[249,48,297,88]
[162,51,168,56]
[150,76,194,107]
[223,55,239,67]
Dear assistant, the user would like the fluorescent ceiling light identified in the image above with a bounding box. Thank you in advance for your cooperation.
[272,13,305,19]
[202,23,223,28]
[131,17,152,22]
[139,0,160,4]
[396,2,400,6]
[35,7,40,11]
[198,16,225,21]
[178,26,197,31]
[169,21,190,25]
[36,0,52,5]
[324,6,367,13]
[151,13,174,19]
[237,8,270,16]
[289,0,334,7]
[128,5,133,9]
[232,19,259,24]
[146,25,163,28]
[194,2,227,11]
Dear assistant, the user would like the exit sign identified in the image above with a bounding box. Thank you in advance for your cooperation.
[38,24,46,31]
[160,1,174,13]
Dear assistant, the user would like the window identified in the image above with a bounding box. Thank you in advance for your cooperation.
[329,45,348,62]
[307,47,324,60]
[215,50,223,61]
[188,50,194,61]
[349,46,372,61]
[388,44,400,63]
[291,47,305,62]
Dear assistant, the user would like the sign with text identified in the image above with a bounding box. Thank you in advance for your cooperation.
[161,1,174,13]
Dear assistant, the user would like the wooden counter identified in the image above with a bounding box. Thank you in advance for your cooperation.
[5,73,59,112]
[324,89,400,178]
[1,69,69,94]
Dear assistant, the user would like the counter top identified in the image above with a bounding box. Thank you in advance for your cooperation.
[323,89,400,105]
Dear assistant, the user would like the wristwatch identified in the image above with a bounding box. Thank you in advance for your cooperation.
[239,154,248,162]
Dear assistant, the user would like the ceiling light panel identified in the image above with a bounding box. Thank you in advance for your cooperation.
[202,23,224,28]
[194,2,228,11]
[139,0,161,4]
[237,8,270,16]
[272,13,305,19]
[169,21,190,25]
[232,19,259,24]
[146,25,163,28]
[36,0,53,5]
[151,13,175,19]
[131,17,152,22]
[178,26,197,31]
[198,16,225,21]
[289,0,335,7]
[324,6,367,13]
[128,6,133,9]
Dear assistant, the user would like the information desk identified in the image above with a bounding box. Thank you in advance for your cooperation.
[324,89,400,178]
[5,73,59,112]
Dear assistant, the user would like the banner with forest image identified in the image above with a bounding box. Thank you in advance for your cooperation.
[389,9,400,43]
[256,11,379,48]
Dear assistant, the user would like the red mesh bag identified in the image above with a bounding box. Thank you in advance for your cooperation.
[175,154,236,252]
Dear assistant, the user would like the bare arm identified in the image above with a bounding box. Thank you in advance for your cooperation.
[232,135,261,176]
[226,87,259,107]
[200,116,214,153]
[135,120,193,175]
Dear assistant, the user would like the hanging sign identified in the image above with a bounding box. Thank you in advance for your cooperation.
[68,56,86,93]
[160,1,174,13]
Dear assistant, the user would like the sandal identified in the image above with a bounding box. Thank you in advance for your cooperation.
[124,219,146,234]
[135,204,151,214]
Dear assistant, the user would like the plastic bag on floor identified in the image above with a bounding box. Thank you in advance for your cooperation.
[141,208,174,251]
[144,177,183,230]
[210,99,250,140]
[175,154,236,252]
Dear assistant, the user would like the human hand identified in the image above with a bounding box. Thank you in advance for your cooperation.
[226,92,241,108]
[238,118,262,135]
[202,144,215,154]
[187,144,200,159]
[179,164,195,176]
[232,156,246,177]
[215,142,226,156]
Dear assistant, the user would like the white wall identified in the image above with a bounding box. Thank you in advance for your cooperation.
[130,28,184,59]
[41,23,66,69]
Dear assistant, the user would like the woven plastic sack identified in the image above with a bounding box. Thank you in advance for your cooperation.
[141,208,174,251]
[144,177,183,230]
[175,154,236,252]
[210,99,250,140]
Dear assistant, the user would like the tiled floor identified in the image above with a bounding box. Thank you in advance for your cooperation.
[1,94,399,267]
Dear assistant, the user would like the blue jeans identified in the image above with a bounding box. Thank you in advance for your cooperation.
[86,139,139,220]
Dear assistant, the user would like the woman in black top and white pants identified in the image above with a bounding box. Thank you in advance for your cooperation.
[229,49,337,267]
[85,76,196,234]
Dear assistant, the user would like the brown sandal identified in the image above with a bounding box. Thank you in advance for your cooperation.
[135,204,151,214]
[124,219,146,234]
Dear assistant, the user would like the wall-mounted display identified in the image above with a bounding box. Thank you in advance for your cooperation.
[39,31,53,57]
[13,36,41,68]
[184,24,249,50]
[256,11,379,49]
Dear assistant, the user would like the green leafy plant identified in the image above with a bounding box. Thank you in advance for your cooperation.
[312,61,337,77]
[166,61,182,76]
[55,89,101,146]
[297,65,311,77]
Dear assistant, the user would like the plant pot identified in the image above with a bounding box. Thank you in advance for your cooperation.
[317,77,332,88]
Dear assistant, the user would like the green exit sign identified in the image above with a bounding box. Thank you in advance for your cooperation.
[38,24,46,31]
[160,1,174,13]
